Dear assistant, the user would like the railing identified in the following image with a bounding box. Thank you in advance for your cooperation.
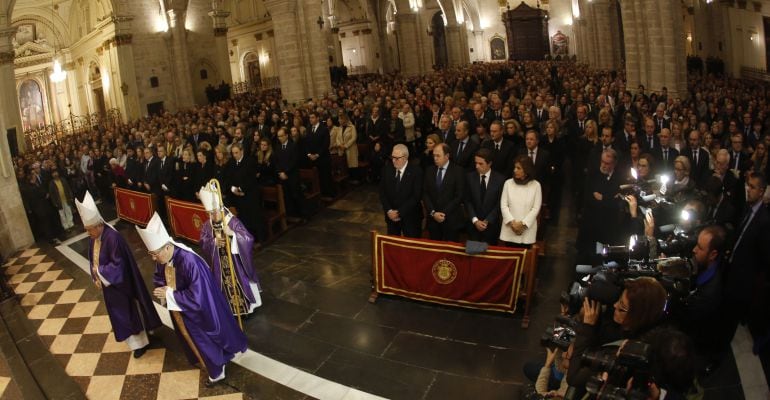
[741,66,770,82]
[231,77,281,95]
[24,108,122,150]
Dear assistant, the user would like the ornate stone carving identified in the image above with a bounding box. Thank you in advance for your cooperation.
[214,27,228,36]
[255,33,263,41]
[96,46,103,55]
[362,28,372,35]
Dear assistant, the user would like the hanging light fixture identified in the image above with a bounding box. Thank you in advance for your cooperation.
[49,0,66,83]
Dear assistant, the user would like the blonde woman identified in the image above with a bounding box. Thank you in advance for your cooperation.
[336,113,359,180]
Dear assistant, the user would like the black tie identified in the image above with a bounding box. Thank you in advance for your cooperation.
[663,149,668,162]
[282,144,286,150]
[649,136,654,149]
[734,152,740,170]
[457,141,465,157]
[480,174,487,201]
[693,149,698,165]
[579,121,583,130]
[396,170,402,185]
[436,167,444,188]
[495,143,500,151]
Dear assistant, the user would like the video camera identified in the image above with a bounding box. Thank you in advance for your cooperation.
[580,341,653,400]
[541,316,578,351]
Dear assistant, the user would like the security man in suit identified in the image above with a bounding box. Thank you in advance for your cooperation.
[450,121,480,172]
[423,143,465,242]
[464,148,505,244]
[379,144,423,238]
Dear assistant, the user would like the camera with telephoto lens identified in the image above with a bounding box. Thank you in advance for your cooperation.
[541,316,578,351]
[581,341,653,400]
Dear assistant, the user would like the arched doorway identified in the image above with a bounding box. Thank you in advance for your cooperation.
[88,62,106,117]
[243,53,261,86]
[431,12,448,69]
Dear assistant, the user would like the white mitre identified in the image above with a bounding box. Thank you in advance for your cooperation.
[75,191,103,227]
[199,185,221,212]
[136,212,171,252]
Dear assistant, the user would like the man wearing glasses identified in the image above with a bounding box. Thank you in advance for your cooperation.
[138,212,247,388]
[379,144,423,238]
[76,191,161,359]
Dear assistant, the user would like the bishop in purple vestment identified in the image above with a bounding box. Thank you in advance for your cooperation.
[200,212,262,316]
[79,191,160,358]
[149,242,248,385]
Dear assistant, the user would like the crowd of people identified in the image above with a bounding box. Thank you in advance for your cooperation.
[11,60,770,398]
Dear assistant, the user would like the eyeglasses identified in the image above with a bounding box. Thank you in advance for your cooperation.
[390,155,405,160]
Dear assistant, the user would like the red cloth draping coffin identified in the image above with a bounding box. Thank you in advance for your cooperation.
[166,198,210,243]
[373,233,527,313]
[114,188,155,226]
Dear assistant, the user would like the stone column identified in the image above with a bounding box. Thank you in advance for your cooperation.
[396,13,421,75]
[0,28,34,256]
[209,8,234,84]
[0,27,24,153]
[301,0,332,97]
[445,23,466,67]
[621,0,641,89]
[472,30,484,61]
[165,1,195,109]
[621,0,686,98]
[109,33,140,121]
[590,0,615,69]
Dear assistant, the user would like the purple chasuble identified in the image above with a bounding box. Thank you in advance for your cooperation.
[153,246,248,378]
[200,216,261,305]
[89,226,162,342]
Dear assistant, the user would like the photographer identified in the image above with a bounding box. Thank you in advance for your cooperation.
[674,225,730,371]
[567,277,668,391]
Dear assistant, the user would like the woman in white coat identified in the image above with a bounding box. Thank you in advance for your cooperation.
[499,155,542,248]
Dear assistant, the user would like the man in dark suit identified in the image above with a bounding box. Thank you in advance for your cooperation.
[305,111,334,197]
[379,144,423,238]
[481,121,516,177]
[187,125,211,151]
[727,133,751,178]
[614,117,638,153]
[639,117,660,153]
[124,147,144,191]
[519,130,552,185]
[685,130,711,188]
[450,121,479,172]
[423,143,465,242]
[437,115,456,147]
[725,173,770,340]
[227,143,266,242]
[652,104,670,134]
[654,128,678,173]
[274,127,305,220]
[140,147,161,194]
[156,146,176,217]
[464,148,505,244]
[576,148,624,261]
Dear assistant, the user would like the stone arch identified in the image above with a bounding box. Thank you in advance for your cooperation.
[431,11,448,67]
[241,52,261,85]
[457,0,480,28]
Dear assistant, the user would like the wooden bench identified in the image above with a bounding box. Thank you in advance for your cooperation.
[330,154,349,196]
[260,185,288,241]
[357,143,371,181]
[299,168,321,211]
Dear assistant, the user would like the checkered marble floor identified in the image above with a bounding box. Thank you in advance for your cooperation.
[2,247,245,400]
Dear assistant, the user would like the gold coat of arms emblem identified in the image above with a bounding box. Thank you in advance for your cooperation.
[192,214,202,229]
[129,198,136,211]
[431,259,457,284]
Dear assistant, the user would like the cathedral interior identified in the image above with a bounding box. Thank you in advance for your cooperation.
[0,0,769,398]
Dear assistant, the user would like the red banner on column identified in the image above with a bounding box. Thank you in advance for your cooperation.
[372,233,528,313]
[166,198,209,243]
[114,188,155,226]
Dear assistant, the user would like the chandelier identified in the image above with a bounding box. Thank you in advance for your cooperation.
[49,0,66,83]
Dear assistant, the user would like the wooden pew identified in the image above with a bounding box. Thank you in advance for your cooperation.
[260,185,288,241]
[299,168,321,211]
